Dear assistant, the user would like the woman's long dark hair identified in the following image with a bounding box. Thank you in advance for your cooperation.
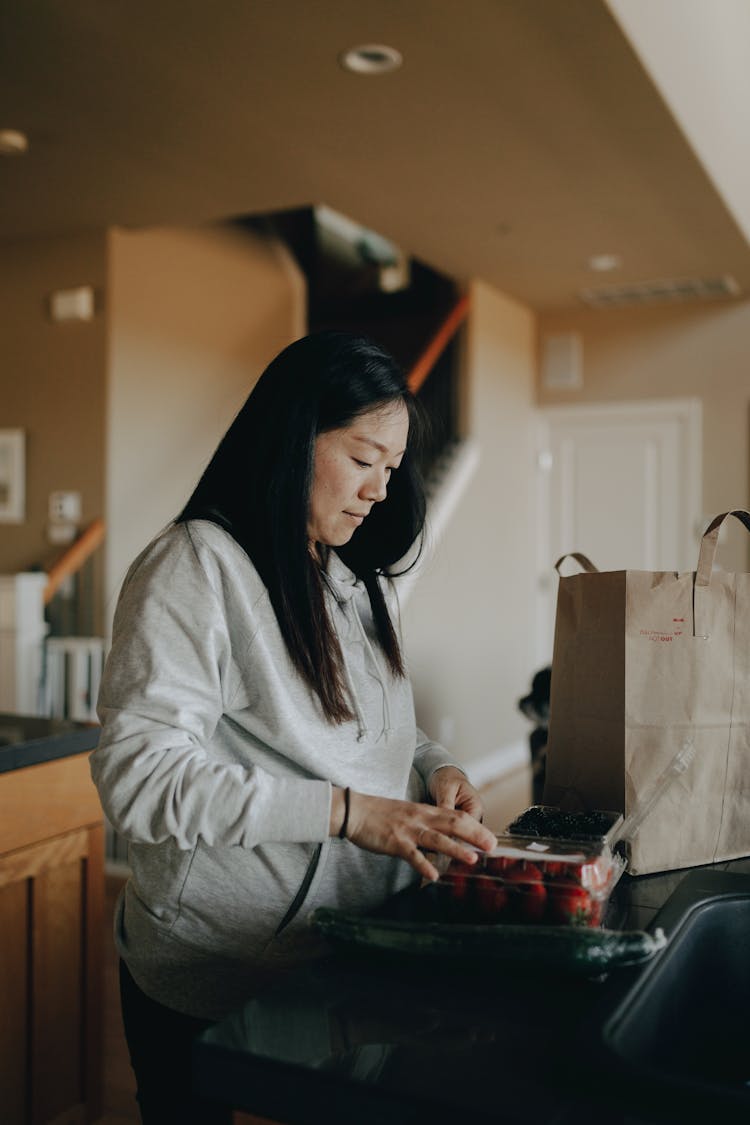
[176,331,426,723]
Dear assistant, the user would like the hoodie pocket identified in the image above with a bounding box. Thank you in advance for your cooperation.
[274,840,325,937]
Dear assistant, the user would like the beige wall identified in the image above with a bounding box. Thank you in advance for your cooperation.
[105,224,305,627]
[0,231,107,598]
[402,278,538,768]
[537,298,750,572]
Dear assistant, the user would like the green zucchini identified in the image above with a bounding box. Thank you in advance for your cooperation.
[310,907,667,974]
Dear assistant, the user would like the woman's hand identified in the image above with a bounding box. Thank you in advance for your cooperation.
[428,765,485,822]
[335,788,496,883]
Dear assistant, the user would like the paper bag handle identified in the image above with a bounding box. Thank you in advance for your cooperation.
[695,509,750,587]
[693,509,750,638]
[554,552,600,575]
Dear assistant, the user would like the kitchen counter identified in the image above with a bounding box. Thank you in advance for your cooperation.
[193,856,750,1125]
[0,711,100,772]
[0,713,104,1124]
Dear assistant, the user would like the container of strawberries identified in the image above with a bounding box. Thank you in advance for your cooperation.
[437,830,623,928]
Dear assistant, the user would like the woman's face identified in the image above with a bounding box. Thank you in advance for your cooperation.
[308,401,409,551]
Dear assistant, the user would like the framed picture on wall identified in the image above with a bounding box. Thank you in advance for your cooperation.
[0,429,25,523]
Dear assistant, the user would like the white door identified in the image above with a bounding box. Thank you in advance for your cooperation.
[535,398,703,665]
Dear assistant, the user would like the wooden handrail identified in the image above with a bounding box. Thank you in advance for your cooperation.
[43,518,105,605]
[407,293,470,394]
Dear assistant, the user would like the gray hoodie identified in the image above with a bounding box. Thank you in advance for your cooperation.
[91,520,457,1018]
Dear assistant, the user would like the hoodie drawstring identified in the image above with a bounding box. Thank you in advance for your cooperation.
[321,555,393,742]
[347,597,393,741]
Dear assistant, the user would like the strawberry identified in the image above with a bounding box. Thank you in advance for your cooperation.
[441,864,472,902]
[517,881,547,922]
[502,860,543,883]
[543,860,566,879]
[485,854,515,876]
[475,875,508,921]
[547,879,593,926]
[502,861,547,923]
[558,861,586,884]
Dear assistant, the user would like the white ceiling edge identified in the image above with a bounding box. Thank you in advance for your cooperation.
[605,0,750,249]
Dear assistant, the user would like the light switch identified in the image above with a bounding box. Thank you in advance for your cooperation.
[49,491,82,523]
[49,286,95,322]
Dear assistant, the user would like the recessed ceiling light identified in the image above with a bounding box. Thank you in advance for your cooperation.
[588,253,622,272]
[339,44,403,75]
[0,128,29,155]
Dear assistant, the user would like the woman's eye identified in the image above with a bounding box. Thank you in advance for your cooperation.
[354,459,372,468]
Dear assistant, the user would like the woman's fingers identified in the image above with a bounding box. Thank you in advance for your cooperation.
[416,826,482,866]
[455,791,484,820]
[345,792,495,880]
[422,805,495,854]
[429,767,487,824]
[410,847,442,883]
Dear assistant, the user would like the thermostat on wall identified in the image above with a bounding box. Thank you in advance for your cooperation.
[541,332,583,390]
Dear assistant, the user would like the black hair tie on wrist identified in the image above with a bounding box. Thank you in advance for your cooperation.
[338,787,351,840]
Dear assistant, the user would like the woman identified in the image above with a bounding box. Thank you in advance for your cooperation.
[91,330,494,1122]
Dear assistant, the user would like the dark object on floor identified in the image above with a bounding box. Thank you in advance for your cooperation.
[518,666,550,803]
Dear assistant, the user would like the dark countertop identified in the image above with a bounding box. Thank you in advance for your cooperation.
[194,856,750,1125]
[0,713,100,773]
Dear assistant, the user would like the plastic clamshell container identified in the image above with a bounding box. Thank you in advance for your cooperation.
[436,833,623,928]
[504,805,624,846]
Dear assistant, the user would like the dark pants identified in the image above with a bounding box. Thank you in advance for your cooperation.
[119,959,232,1125]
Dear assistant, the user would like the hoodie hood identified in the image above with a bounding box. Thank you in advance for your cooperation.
[320,549,363,604]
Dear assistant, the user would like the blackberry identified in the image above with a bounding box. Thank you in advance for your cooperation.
[508,806,615,841]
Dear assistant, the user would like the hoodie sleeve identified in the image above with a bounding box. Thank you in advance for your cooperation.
[411,728,468,793]
[91,526,331,850]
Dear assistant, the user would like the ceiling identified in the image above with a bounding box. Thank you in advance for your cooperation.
[2,0,749,311]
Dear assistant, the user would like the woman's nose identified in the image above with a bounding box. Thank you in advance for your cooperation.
[361,468,388,503]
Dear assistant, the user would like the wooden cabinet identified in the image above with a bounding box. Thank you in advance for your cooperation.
[0,752,104,1125]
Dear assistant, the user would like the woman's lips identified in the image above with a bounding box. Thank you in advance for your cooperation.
[344,511,365,524]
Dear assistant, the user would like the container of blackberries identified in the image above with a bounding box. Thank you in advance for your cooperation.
[505,805,624,846]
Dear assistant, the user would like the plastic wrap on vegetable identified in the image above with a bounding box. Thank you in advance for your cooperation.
[311,907,667,974]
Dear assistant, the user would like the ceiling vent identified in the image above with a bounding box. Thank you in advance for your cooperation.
[579,274,740,309]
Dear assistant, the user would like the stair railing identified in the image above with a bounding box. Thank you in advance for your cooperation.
[407,293,469,394]
[43,517,105,605]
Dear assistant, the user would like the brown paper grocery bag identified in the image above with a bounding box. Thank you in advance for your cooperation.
[543,510,750,876]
